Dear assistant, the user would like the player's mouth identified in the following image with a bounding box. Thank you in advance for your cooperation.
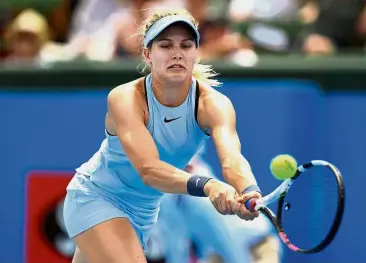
[167,64,185,70]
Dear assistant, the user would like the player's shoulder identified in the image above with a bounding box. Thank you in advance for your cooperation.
[108,77,146,106]
[197,80,232,109]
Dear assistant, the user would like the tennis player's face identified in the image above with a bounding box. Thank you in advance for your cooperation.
[147,24,198,83]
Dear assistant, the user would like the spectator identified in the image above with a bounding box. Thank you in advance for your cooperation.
[298,0,366,55]
[3,9,50,63]
[228,0,301,22]
[227,0,306,55]
[198,18,253,62]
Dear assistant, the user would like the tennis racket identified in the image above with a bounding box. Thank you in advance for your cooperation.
[245,160,345,254]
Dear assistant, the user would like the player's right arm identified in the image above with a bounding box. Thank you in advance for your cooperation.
[108,85,191,194]
[107,84,233,206]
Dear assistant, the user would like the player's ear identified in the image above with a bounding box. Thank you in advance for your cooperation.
[143,48,152,64]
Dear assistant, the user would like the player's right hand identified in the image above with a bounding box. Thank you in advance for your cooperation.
[203,179,238,215]
[233,192,261,221]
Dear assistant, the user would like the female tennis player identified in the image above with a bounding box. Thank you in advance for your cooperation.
[63,8,262,263]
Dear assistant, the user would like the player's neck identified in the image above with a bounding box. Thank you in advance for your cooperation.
[151,76,191,107]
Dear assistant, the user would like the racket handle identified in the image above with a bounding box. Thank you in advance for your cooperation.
[245,198,257,211]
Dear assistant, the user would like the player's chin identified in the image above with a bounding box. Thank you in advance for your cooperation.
[166,70,188,81]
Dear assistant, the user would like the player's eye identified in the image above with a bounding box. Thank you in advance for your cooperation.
[160,43,172,49]
[181,43,193,49]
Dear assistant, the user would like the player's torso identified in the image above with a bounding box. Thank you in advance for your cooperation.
[75,75,210,205]
[106,74,209,169]
[145,74,209,167]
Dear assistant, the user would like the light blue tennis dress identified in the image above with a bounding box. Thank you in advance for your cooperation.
[63,74,210,249]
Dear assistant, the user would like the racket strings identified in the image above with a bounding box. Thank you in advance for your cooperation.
[279,166,340,250]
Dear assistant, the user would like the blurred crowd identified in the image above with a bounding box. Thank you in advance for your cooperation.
[1,0,366,66]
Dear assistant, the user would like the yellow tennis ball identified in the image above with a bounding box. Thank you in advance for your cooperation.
[270,154,298,180]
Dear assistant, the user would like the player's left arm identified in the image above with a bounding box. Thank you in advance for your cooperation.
[199,90,260,195]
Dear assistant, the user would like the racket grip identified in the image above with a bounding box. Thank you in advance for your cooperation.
[245,198,257,211]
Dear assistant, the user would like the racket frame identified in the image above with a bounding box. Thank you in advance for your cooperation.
[251,160,345,254]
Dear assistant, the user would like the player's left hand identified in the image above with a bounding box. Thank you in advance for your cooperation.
[232,191,262,221]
